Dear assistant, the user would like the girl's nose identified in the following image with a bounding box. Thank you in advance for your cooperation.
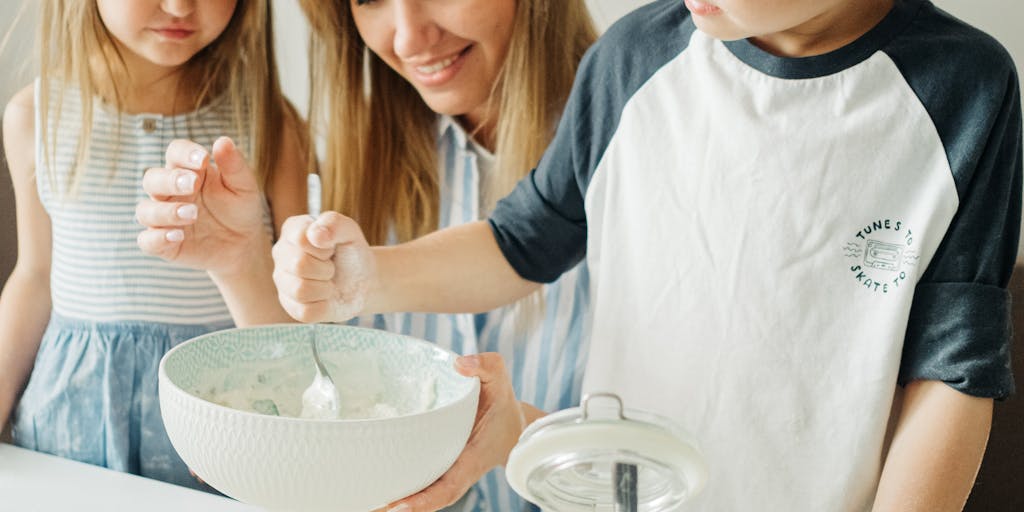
[161,0,196,18]
[392,1,443,61]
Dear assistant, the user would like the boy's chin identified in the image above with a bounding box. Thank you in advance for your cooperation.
[692,18,751,41]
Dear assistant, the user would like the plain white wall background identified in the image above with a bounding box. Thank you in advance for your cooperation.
[0,3,39,114]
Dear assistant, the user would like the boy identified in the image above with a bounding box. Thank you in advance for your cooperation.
[270,0,1021,510]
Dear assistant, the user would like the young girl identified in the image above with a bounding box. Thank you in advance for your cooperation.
[136,0,596,508]
[0,0,308,489]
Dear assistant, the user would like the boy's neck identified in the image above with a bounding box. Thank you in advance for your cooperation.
[749,0,895,58]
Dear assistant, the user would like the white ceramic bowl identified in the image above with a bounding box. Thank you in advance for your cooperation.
[158,324,479,512]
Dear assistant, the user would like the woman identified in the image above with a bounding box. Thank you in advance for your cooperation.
[137,0,597,509]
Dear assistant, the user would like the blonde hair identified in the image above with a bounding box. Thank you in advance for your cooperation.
[36,0,297,195]
[300,0,598,245]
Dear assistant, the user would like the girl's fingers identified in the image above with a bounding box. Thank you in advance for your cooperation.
[137,228,185,258]
[135,199,198,228]
[210,137,258,193]
[142,167,199,199]
[165,139,209,171]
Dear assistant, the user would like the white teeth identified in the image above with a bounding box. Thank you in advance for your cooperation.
[416,55,458,75]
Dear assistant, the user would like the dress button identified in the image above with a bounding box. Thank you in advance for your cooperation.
[141,118,158,133]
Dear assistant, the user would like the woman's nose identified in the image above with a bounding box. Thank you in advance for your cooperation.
[161,0,196,18]
[392,1,443,61]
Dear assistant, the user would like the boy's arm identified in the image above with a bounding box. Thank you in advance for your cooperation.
[371,221,541,314]
[880,43,1022,512]
[0,86,54,430]
[871,380,992,512]
[272,215,540,323]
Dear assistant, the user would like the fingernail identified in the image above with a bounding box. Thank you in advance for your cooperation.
[188,149,206,165]
[176,204,198,220]
[386,504,410,512]
[457,355,480,369]
[166,230,185,242]
[176,172,196,194]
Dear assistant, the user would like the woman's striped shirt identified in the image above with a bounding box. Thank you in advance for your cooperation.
[348,117,591,512]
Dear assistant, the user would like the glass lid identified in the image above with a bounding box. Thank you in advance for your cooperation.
[506,393,708,512]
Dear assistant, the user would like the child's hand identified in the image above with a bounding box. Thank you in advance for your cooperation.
[384,353,526,512]
[136,137,266,273]
[272,211,376,323]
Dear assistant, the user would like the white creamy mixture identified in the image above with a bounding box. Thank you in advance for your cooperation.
[191,350,437,420]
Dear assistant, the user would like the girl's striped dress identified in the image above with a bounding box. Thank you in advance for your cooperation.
[11,82,259,491]
[348,117,592,512]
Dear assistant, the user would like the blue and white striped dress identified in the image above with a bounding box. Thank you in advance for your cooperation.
[349,117,591,512]
[11,81,256,490]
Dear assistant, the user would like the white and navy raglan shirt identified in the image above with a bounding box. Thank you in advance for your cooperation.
[489,0,1021,510]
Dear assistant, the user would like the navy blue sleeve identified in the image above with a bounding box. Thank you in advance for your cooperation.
[886,4,1022,398]
[489,0,694,283]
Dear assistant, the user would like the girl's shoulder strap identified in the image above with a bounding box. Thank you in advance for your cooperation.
[30,77,52,206]
[33,78,41,165]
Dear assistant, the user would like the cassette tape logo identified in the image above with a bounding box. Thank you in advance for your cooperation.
[864,240,903,272]
[844,219,919,295]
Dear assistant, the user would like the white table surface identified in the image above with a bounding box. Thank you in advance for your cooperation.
[0,443,261,511]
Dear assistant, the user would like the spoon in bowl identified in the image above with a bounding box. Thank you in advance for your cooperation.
[300,325,342,419]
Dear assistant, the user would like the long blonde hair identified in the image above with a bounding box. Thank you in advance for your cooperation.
[37,0,295,195]
[300,0,598,245]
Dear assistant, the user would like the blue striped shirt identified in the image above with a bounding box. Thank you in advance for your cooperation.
[35,81,261,325]
[350,117,591,512]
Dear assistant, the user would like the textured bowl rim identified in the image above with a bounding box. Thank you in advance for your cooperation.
[158,323,481,424]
